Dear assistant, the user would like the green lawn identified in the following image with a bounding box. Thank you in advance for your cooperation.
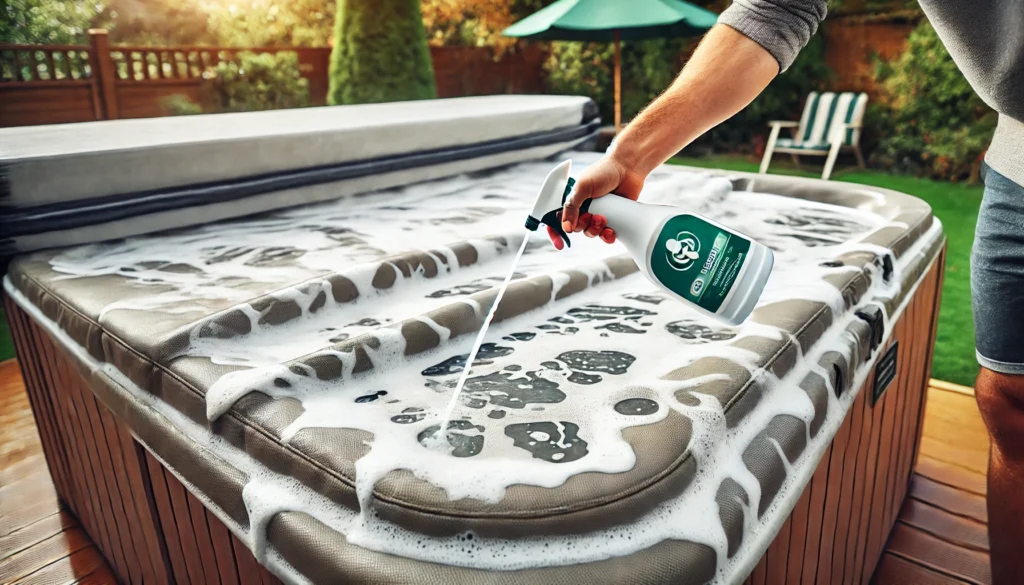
[671,154,981,386]
[0,155,983,387]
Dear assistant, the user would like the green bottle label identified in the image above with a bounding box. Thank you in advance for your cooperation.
[649,214,751,313]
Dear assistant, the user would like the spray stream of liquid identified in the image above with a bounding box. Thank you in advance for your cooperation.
[431,234,532,448]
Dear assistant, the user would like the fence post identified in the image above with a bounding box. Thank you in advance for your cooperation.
[88,29,119,120]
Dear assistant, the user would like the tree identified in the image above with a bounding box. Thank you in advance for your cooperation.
[95,0,215,45]
[420,0,552,51]
[205,0,335,48]
[1,0,103,44]
[328,0,436,105]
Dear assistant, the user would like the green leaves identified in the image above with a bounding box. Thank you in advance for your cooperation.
[1,0,103,44]
[327,0,436,105]
[871,20,995,182]
[213,51,311,112]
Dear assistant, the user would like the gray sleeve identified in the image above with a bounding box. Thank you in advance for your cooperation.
[717,0,828,72]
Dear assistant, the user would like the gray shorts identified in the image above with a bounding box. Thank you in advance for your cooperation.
[972,163,1024,374]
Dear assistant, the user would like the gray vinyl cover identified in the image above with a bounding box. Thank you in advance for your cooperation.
[0,95,597,253]
[3,107,944,584]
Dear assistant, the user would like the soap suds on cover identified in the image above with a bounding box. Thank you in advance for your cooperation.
[29,152,940,583]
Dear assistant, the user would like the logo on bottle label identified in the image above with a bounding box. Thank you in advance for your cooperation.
[690,277,705,295]
[650,214,751,313]
[665,232,701,271]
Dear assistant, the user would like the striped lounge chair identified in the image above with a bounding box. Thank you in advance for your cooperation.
[759,91,869,180]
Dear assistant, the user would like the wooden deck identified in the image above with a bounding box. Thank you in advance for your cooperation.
[0,358,991,584]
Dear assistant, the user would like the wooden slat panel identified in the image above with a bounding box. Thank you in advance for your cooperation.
[815,400,853,585]
[230,533,263,584]
[831,377,865,584]
[800,443,833,585]
[92,398,159,585]
[912,250,947,476]
[882,315,913,535]
[784,483,812,585]
[854,359,888,585]
[144,452,191,584]
[749,551,767,585]
[842,385,874,585]
[903,282,936,502]
[186,490,224,585]
[162,466,211,585]
[59,354,138,584]
[13,306,85,524]
[2,304,72,501]
[885,523,991,585]
[44,336,134,583]
[889,293,922,522]
[872,552,973,585]
[73,564,120,585]
[863,341,902,581]
[764,514,791,584]
[206,512,241,585]
[114,423,172,584]
[26,325,109,574]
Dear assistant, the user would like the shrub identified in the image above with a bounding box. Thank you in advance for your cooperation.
[544,42,615,121]
[161,52,311,115]
[328,0,436,105]
[212,51,311,112]
[871,20,995,182]
[544,34,832,155]
[544,38,690,126]
[161,94,204,116]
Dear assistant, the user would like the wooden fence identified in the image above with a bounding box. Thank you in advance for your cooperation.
[1,19,912,129]
[823,14,918,98]
[0,29,546,128]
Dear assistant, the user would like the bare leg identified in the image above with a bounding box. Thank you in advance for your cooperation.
[974,367,1024,585]
[789,153,800,168]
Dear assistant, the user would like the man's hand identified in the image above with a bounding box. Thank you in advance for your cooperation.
[545,154,646,250]
[545,25,778,251]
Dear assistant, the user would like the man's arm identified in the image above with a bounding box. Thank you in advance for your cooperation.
[556,0,827,246]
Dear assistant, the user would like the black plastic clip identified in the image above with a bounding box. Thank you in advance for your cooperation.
[854,304,885,355]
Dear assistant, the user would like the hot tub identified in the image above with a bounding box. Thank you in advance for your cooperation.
[1,96,945,585]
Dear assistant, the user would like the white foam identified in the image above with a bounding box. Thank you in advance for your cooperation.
[22,153,945,583]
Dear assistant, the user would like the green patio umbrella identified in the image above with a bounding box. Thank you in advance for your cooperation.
[504,0,718,132]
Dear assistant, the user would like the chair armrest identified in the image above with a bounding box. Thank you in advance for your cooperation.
[767,120,799,128]
[829,123,864,144]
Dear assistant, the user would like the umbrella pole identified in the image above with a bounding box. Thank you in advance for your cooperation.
[614,29,621,133]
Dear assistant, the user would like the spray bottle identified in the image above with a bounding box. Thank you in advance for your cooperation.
[526,160,774,326]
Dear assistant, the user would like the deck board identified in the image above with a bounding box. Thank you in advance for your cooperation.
[0,355,994,585]
[0,359,114,585]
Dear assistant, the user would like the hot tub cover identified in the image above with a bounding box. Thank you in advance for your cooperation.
[5,143,944,583]
[0,95,598,255]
